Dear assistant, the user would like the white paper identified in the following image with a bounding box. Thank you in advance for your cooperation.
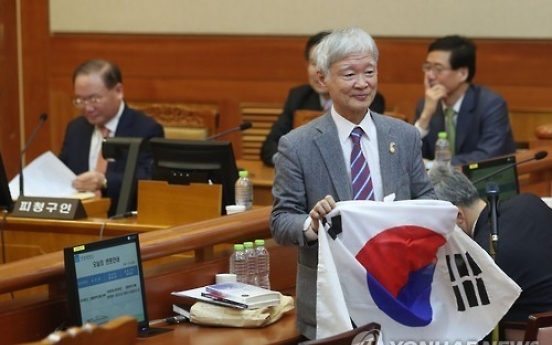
[9,151,80,200]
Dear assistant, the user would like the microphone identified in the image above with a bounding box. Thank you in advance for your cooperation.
[486,182,500,255]
[205,122,252,141]
[19,113,48,197]
[471,151,548,185]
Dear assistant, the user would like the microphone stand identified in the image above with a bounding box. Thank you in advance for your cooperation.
[19,114,48,197]
[205,122,252,141]
[486,183,500,259]
[472,151,548,185]
[486,182,500,342]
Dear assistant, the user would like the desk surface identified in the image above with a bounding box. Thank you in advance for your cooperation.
[236,160,274,187]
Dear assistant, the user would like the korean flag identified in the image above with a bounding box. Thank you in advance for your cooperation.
[316,200,521,344]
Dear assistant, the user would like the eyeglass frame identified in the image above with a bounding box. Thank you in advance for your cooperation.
[72,95,106,109]
[421,63,453,75]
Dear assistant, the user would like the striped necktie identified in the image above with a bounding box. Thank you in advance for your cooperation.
[350,127,374,200]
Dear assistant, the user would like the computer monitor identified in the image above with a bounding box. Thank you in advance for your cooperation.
[149,138,239,215]
[63,234,170,337]
[0,153,14,212]
[462,155,519,202]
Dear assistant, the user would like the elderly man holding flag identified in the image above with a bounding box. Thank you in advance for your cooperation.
[270,27,519,343]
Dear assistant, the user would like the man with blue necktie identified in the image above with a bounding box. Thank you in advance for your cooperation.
[260,30,386,167]
[269,28,435,341]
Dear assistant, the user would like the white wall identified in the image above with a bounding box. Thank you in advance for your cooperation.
[49,0,551,38]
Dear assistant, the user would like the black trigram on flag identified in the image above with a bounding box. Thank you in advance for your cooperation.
[445,251,490,311]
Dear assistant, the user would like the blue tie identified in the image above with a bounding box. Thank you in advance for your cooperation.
[350,127,374,200]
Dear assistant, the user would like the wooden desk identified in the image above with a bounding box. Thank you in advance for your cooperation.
[236,148,552,205]
[236,160,274,206]
[516,148,552,196]
[0,207,300,344]
[0,215,166,264]
[81,197,111,218]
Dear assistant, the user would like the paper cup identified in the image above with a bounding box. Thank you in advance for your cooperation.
[225,205,246,214]
[216,273,237,284]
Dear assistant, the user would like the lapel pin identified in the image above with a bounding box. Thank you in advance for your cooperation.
[390,142,396,154]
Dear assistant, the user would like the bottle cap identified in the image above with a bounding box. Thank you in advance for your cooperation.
[254,239,265,246]
[438,131,447,139]
[234,243,245,250]
[243,241,254,248]
[239,170,248,177]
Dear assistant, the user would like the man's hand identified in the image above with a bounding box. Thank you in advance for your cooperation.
[309,195,337,233]
[417,77,448,130]
[424,84,447,114]
[72,171,106,192]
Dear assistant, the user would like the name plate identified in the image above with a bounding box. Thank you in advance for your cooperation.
[11,196,88,220]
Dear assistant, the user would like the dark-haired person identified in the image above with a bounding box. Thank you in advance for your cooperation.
[260,30,386,166]
[59,59,164,216]
[414,35,516,166]
[428,162,552,323]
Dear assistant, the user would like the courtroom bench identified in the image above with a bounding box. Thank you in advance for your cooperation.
[0,207,300,345]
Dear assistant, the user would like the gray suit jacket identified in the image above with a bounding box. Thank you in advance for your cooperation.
[270,112,435,339]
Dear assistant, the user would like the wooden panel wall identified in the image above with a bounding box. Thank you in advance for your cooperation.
[47,35,552,159]
[0,0,21,178]
[5,0,552,177]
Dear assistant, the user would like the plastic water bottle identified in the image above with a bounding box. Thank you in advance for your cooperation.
[229,244,247,284]
[235,170,253,210]
[435,131,452,163]
[243,241,257,286]
[254,239,271,290]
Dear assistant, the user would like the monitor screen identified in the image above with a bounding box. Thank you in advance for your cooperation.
[149,138,239,214]
[64,234,149,330]
[0,153,14,212]
[462,155,519,202]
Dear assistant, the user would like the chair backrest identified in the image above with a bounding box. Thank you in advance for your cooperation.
[298,322,381,345]
[524,311,552,343]
[293,109,324,128]
[128,101,219,140]
[292,109,407,130]
[19,316,137,345]
[509,107,552,149]
[240,102,282,161]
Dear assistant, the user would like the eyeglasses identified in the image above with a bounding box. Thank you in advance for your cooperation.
[72,95,105,109]
[421,63,452,75]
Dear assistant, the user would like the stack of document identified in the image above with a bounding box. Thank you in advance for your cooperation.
[9,151,94,200]
[172,282,281,309]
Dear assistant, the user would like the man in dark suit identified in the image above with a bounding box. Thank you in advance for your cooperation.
[59,59,164,216]
[270,28,434,340]
[260,31,385,166]
[414,35,516,166]
[428,163,552,322]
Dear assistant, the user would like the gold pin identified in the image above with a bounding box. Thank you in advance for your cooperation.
[390,142,396,154]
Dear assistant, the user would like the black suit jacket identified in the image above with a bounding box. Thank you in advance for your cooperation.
[260,84,385,166]
[59,104,164,216]
[473,193,552,322]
